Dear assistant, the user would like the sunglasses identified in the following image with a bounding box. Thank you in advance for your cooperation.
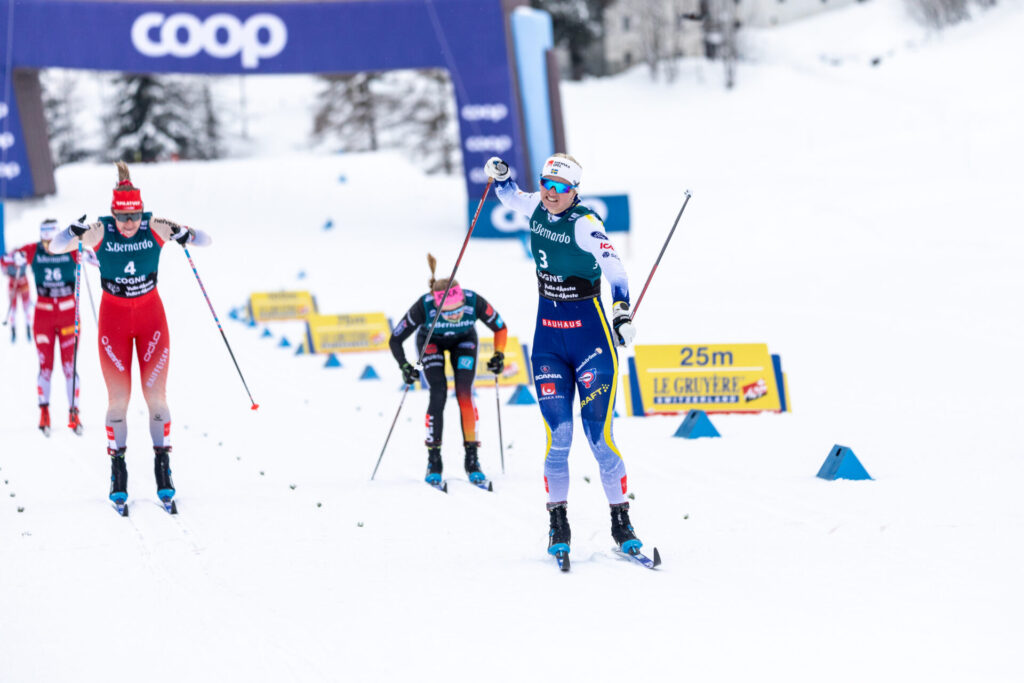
[540,178,576,194]
[114,212,142,222]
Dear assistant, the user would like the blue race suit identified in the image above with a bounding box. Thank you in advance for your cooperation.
[494,179,631,505]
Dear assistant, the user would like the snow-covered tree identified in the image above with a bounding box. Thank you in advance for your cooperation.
[312,73,384,152]
[41,69,90,165]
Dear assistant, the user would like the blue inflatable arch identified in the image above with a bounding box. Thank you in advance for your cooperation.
[0,0,565,248]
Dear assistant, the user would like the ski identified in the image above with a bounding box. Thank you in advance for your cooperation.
[112,500,129,517]
[468,477,493,492]
[426,479,448,493]
[161,497,178,515]
[554,550,570,572]
[616,546,661,569]
[39,426,51,438]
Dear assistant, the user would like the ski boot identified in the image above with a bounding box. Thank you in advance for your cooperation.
[547,502,571,555]
[610,502,643,554]
[9,326,14,343]
[38,403,51,437]
[154,446,176,512]
[463,441,487,485]
[109,447,128,512]
[424,445,444,486]
[68,406,83,435]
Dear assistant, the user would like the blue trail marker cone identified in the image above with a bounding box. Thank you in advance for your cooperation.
[294,343,305,356]
[817,445,872,481]
[507,384,536,405]
[324,353,342,368]
[360,365,380,380]
[323,219,334,230]
[229,308,239,320]
[674,410,720,439]
[278,337,291,348]
[247,318,257,328]
[261,328,273,338]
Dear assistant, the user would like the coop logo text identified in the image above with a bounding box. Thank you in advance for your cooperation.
[131,12,288,69]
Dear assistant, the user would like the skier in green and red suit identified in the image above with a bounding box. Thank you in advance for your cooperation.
[2,218,99,436]
[49,162,211,509]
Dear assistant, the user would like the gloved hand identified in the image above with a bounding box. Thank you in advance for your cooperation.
[485,157,510,182]
[170,225,193,246]
[13,251,27,267]
[69,216,89,237]
[612,302,636,347]
[487,351,504,375]
[400,362,419,385]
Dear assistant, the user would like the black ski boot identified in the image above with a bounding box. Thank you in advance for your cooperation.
[547,502,571,555]
[610,502,643,553]
[154,446,175,502]
[109,447,128,505]
[464,441,487,484]
[425,445,443,486]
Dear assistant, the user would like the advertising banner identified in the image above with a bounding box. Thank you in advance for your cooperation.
[626,344,789,415]
[305,312,391,354]
[248,291,317,322]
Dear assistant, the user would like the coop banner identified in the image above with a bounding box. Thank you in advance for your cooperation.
[626,344,789,415]
[305,312,391,353]
[248,291,317,322]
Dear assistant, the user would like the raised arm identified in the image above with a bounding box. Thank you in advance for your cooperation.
[49,220,104,254]
[485,157,540,217]
[151,217,212,247]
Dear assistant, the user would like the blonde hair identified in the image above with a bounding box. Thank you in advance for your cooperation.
[426,253,458,292]
[114,161,138,190]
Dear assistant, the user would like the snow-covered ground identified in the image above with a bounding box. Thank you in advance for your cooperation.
[2,1,1023,681]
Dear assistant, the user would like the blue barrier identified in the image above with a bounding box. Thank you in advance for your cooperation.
[360,365,380,380]
[508,384,536,405]
[817,445,872,481]
[673,410,720,439]
[324,353,342,368]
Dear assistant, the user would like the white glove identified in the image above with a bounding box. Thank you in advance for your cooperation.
[170,224,193,246]
[612,302,636,347]
[13,251,27,267]
[485,157,510,182]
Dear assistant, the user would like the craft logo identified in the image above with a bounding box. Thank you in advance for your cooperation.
[580,384,609,407]
[131,12,288,69]
[579,370,596,389]
[540,383,556,396]
[541,319,582,329]
[743,379,768,402]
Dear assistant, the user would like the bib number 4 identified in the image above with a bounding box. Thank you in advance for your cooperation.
[124,261,136,275]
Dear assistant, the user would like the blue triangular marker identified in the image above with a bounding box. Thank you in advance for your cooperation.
[294,343,305,356]
[261,328,273,338]
[614,409,619,418]
[279,337,291,347]
[324,353,342,368]
[297,270,307,280]
[324,219,334,230]
[817,445,872,481]
[228,308,239,320]
[360,365,380,380]
[674,410,720,439]
[247,318,257,328]
[507,384,536,405]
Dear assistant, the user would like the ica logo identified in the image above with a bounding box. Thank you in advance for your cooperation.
[131,12,288,69]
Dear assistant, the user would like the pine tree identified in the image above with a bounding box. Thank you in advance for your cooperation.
[531,0,611,79]
[387,69,460,175]
[104,74,219,162]
[311,73,383,152]
[41,70,90,165]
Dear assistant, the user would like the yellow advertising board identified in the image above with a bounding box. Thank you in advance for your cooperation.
[627,344,789,415]
[248,291,317,322]
[305,312,392,353]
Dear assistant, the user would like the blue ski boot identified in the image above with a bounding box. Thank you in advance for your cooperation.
[547,502,571,556]
[464,441,487,485]
[109,447,128,506]
[154,446,175,508]
[610,502,643,554]
[424,445,443,486]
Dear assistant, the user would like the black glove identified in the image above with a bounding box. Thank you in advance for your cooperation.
[171,225,193,246]
[69,215,89,237]
[487,351,504,375]
[400,362,419,385]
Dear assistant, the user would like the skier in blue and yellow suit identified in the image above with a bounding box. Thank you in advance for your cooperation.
[486,153,644,559]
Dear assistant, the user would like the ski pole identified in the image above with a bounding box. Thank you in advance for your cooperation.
[83,261,98,324]
[494,375,505,474]
[371,178,494,481]
[181,242,260,411]
[630,191,692,322]
[68,215,86,423]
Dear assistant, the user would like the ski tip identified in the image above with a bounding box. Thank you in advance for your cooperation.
[652,547,662,567]
[442,482,448,493]
[558,552,571,572]
[487,481,494,492]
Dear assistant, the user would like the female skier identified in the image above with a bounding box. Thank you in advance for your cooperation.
[1,218,97,435]
[484,153,643,561]
[389,253,508,488]
[49,162,211,510]
[3,249,32,343]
